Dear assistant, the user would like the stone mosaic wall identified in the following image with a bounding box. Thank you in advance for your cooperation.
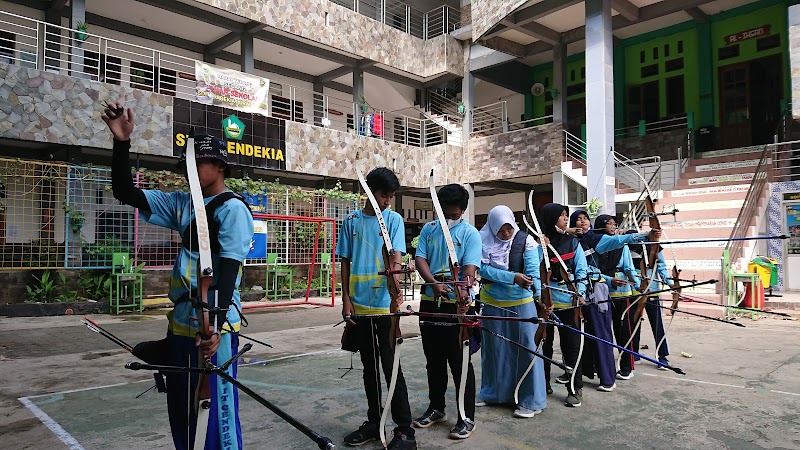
[464,122,564,183]
[285,122,462,188]
[0,64,173,156]
[767,180,800,291]
[194,0,463,78]
[790,5,800,118]
[471,0,526,40]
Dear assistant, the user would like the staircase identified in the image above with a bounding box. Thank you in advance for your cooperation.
[648,145,771,314]
[425,90,463,146]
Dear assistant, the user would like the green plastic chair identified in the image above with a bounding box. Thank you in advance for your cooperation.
[318,253,334,296]
[265,253,294,301]
[110,252,144,314]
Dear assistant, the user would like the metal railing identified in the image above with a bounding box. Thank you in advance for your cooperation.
[425,5,462,38]
[332,1,461,39]
[471,101,507,137]
[723,144,771,284]
[509,115,554,131]
[614,154,661,195]
[614,115,689,139]
[563,130,587,169]
[427,89,460,117]
[0,9,450,148]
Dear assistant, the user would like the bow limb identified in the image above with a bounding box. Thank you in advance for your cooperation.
[356,154,401,449]
[429,170,470,424]
[514,191,551,405]
[655,265,681,358]
[185,134,216,450]
[619,195,661,368]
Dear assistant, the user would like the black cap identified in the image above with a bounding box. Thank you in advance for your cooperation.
[178,134,228,168]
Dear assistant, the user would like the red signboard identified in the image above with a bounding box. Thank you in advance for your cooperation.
[724,25,770,46]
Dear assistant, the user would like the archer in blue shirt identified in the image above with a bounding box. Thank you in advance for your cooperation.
[413,184,480,439]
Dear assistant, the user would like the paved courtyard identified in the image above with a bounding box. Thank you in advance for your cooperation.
[1,299,799,449]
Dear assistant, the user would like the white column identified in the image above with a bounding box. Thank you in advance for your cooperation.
[585,0,616,214]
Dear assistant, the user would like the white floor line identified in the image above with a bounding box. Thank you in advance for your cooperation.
[18,397,86,450]
[639,372,750,389]
[640,372,800,397]
[770,389,800,397]
[23,380,150,399]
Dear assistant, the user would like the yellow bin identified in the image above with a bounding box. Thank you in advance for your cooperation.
[748,256,778,289]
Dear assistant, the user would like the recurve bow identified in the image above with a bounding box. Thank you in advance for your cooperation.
[356,154,402,450]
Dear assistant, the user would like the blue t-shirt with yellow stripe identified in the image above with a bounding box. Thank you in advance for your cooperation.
[141,190,254,338]
[415,220,482,303]
[336,209,406,314]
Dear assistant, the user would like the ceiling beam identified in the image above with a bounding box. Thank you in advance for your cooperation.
[253,30,358,67]
[685,7,709,23]
[611,0,640,21]
[474,180,534,192]
[517,22,561,45]
[526,0,718,57]
[47,0,67,11]
[206,21,267,54]
[85,12,206,53]
[315,65,353,83]
[482,0,582,40]
[363,66,424,89]
[130,0,244,31]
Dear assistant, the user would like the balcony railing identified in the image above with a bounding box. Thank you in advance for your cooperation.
[0,9,450,148]
[330,0,461,39]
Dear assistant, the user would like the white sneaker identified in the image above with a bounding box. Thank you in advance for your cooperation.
[597,383,616,392]
[475,398,487,407]
[513,407,542,418]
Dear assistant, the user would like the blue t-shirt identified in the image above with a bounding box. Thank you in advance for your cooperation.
[336,209,406,314]
[479,233,542,307]
[141,190,254,337]
[415,220,482,302]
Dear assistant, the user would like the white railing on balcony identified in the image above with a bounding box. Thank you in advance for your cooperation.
[0,9,451,148]
[471,101,507,137]
[329,0,461,39]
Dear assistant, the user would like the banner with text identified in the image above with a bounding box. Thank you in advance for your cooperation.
[195,62,270,115]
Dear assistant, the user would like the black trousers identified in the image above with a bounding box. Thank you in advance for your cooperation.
[419,299,476,421]
[354,316,414,435]
[544,309,583,393]
[612,298,639,373]
[632,297,670,359]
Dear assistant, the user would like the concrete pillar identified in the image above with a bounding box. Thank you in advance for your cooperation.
[552,171,566,205]
[464,183,476,226]
[353,68,365,133]
[461,43,475,144]
[553,43,568,124]
[585,0,615,215]
[69,0,86,78]
[240,33,254,74]
[313,81,324,127]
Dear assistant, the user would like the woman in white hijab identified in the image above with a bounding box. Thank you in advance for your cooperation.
[477,205,547,418]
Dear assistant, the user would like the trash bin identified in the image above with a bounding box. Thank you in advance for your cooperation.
[748,256,778,289]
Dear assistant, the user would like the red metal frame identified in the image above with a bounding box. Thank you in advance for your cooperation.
[243,213,337,309]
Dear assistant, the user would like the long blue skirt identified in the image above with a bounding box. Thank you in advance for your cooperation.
[479,302,547,411]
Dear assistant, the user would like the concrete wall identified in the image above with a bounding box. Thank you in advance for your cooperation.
[193,0,463,78]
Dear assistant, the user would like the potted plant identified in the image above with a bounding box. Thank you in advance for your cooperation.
[359,96,370,113]
[75,21,89,42]
[583,198,603,219]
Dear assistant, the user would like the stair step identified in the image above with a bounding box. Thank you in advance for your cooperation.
[687,157,765,172]
[675,173,754,188]
[682,165,763,179]
[696,146,764,160]
[661,184,750,202]
[659,207,742,221]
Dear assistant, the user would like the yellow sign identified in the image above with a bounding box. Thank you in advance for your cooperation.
[175,134,284,162]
